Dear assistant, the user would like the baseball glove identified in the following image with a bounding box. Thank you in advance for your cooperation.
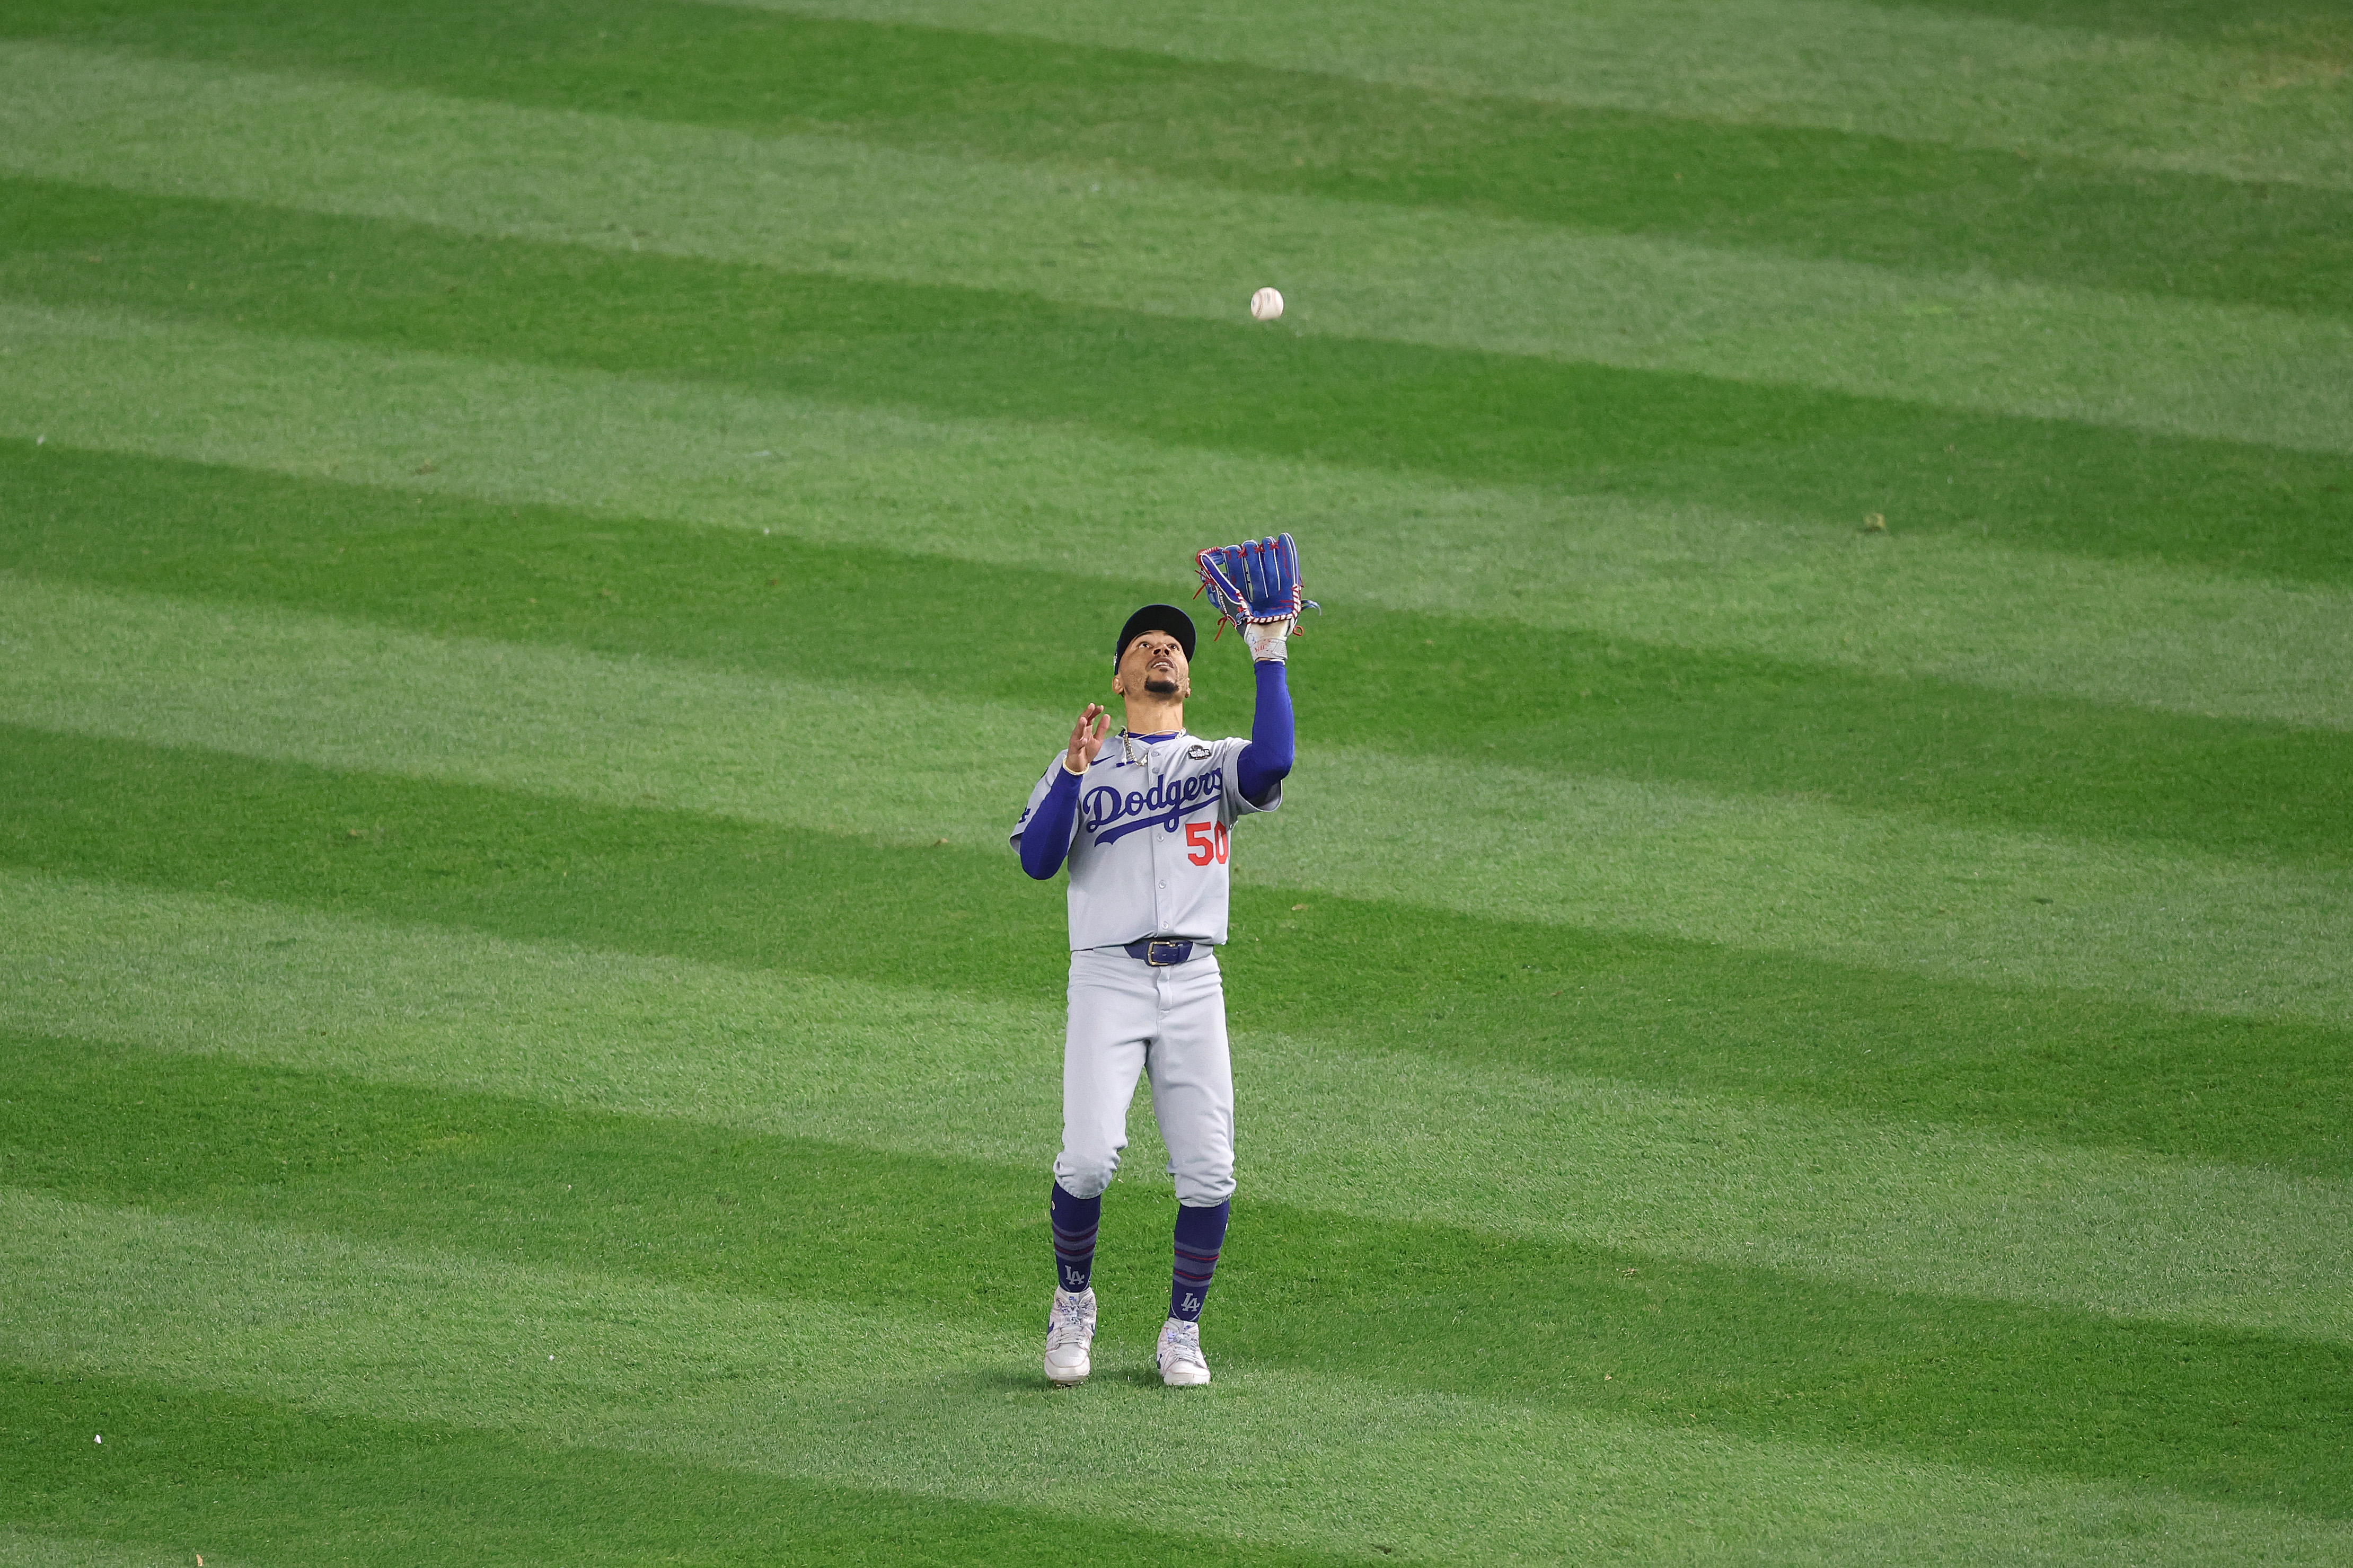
[1195,533,1316,661]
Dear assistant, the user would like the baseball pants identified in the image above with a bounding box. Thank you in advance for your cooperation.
[1053,947,1236,1207]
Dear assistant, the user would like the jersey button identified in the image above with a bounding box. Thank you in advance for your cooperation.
[1157,881,1167,890]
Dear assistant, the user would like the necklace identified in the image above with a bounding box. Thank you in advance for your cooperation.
[1120,729,1181,769]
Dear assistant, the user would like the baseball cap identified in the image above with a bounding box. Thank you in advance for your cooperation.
[1114,604,1197,668]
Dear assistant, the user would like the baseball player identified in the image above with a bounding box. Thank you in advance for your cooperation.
[1010,566,1300,1388]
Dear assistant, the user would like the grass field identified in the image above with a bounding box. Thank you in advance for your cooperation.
[1,1,2348,1562]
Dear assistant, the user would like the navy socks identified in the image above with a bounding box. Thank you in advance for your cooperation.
[1170,1200,1231,1322]
[1050,1181,1100,1295]
[1055,1186,1231,1322]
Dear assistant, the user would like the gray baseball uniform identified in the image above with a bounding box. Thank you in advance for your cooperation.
[1012,730,1282,1202]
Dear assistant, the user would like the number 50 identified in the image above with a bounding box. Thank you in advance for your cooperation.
[1184,821,1230,866]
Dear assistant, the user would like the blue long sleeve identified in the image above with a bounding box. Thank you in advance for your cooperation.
[1019,766,1081,880]
[1236,659,1293,804]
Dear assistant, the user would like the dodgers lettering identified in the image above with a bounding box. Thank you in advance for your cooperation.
[1083,769,1226,845]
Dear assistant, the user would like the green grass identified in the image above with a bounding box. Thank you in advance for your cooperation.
[1865,0,2353,58]
[5,40,2346,460]
[6,441,2349,866]
[7,181,2349,583]
[14,568,2352,1030]
[6,726,2350,1176]
[1,1368,1365,1567]
[1,0,2348,1562]
[5,1034,2349,1514]
[16,1184,2348,1566]
[702,0,2353,189]
[8,0,2348,312]
[8,858,2350,1344]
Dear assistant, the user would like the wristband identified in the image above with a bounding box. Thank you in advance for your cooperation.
[1242,618,1292,663]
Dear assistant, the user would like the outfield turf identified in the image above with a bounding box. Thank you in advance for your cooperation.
[1,2,2348,1563]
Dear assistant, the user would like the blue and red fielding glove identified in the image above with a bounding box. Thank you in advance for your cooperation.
[1196,533,1316,661]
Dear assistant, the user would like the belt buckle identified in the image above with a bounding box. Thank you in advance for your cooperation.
[1146,940,1187,967]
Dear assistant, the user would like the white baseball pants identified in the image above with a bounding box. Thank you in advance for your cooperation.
[1053,947,1236,1207]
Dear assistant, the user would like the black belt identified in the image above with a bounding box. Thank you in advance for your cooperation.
[1123,938,1205,967]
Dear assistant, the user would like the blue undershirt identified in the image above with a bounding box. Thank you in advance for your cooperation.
[1019,660,1292,881]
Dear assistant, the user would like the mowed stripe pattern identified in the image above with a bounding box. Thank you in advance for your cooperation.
[1,1,2348,1563]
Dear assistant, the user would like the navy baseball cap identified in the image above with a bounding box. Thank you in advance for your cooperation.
[1114,604,1196,668]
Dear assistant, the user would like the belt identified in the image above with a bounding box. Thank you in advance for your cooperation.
[1123,938,1204,967]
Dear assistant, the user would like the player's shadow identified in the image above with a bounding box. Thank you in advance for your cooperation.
[966,1363,1185,1394]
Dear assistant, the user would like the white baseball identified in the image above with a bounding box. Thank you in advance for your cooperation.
[1249,287,1283,322]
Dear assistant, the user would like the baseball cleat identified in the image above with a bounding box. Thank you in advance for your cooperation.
[1157,1316,1211,1387]
[1044,1287,1097,1385]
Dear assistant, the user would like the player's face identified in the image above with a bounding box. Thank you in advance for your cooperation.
[1118,632,1190,699]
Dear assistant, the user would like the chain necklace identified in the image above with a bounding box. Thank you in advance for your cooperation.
[1119,728,1183,769]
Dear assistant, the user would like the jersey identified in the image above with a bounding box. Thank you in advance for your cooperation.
[1011,731,1281,950]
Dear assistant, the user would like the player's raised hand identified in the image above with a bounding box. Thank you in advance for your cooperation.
[1064,703,1111,774]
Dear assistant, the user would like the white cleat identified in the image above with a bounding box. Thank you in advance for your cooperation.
[1044,1287,1097,1385]
[1157,1316,1211,1387]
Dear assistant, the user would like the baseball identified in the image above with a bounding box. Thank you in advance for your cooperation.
[1249,287,1283,322]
